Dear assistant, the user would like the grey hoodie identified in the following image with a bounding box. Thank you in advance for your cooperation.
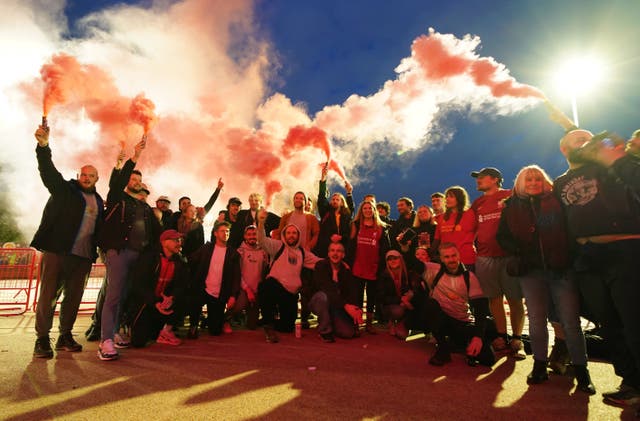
[258,223,320,293]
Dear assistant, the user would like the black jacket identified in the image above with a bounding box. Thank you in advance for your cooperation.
[313,180,354,257]
[31,145,104,260]
[98,159,161,252]
[189,242,241,302]
[310,259,359,310]
[229,209,281,249]
[497,193,569,272]
[129,250,189,307]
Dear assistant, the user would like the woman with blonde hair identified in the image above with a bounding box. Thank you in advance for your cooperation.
[497,164,594,393]
[347,200,390,333]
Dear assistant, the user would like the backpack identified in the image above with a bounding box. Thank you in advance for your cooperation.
[270,243,305,270]
[430,264,470,293]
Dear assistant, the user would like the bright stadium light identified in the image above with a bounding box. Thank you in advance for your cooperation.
[553,56,606,127]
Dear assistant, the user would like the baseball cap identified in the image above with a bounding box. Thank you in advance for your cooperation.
[470,167,503,181]
[228,197,242,206]
[156,195,171,203]
[160,229,183,242]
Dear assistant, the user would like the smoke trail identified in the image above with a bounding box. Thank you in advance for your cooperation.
[0,0,541,240]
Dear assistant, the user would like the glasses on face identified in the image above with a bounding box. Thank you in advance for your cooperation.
[168,238,183,243]
[386,256,400,261]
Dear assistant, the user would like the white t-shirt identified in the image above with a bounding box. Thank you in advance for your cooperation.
[205,245,227,298]
[423,262,484,322]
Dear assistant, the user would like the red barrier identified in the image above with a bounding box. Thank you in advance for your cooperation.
[0,248,39,315]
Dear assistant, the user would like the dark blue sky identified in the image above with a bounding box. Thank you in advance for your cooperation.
[65,0,640,215]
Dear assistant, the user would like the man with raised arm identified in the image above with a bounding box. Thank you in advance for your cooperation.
[32,122,104,358]
[97,136,161,361]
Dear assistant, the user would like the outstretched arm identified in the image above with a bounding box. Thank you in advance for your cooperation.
[34,124,66,194]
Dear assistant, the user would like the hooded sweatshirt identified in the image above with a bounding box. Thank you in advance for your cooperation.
[236,240,269,293]
[258,223,321,293]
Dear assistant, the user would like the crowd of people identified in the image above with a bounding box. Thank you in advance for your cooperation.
[28,107,640,407]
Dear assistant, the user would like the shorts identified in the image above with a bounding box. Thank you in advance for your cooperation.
[474,255,522,301]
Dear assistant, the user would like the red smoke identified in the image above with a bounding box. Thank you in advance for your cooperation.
[282,125,332,160]
[38,53,166,178]
[129,93,158,134]
[328,159,348,182]
[411,31,544,99]
[264,180,283,207]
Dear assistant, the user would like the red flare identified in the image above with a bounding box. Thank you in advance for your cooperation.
[129,93,158,134]
[282,125,331,160]
[41,53,83,116]
[328,159,348,182]
[412,31,543,99]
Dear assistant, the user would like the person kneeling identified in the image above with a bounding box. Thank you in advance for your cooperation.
[309,242,363,343]
[423,243,495,367]
[129,230,188,348]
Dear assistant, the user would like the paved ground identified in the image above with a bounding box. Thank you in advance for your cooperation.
[0,313,636,420]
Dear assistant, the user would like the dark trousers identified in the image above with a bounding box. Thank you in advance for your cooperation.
[259,277,298,332]
[574,239,640,388]
[354,275,378,314]
[203,293,227,335]
[35,252,92,338]
[129,303,171,347]
[423,297,494,366]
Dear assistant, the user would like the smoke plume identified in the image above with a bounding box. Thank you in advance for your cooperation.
[0,1,541,240]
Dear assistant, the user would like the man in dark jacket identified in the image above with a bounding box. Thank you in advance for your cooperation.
[553,126,640,406]
[188,221,241,337]
[32,122,104,358]
[97,136,161,361]
[309,242,362,342]
[128,229,189,347]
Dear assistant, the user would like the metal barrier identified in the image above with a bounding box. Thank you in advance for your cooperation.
[0,248,39,315]
[30,259,105,314]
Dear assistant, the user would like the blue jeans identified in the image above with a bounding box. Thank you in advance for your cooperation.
[518,269,587,365]
[101,248,139,341]
[309,292,356,338]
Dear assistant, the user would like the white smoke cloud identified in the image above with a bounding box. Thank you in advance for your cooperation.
[0,0,539,242]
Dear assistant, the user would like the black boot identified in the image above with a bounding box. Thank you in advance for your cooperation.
[548,338,570,375]
[527,359,549,384]
[573,364,596,395]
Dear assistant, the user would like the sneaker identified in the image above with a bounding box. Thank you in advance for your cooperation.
[264,326,279,343]
[97,339,119,361]
[222,322,233,334]
[602,384,640,406]
[34,336,54,359]
[55,333,83,352]
[510,338,526,360]
[114,332,130,349]
[157,329,182,346]
[319,332,335,343]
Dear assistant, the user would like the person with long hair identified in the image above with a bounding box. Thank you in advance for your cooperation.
[347,200,390,334]
[378,250,423,340]
[313,164,354,258]
[432,186,477,271]
[497,165,594,393]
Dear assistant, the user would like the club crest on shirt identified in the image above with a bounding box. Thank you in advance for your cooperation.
[560,176,599,206]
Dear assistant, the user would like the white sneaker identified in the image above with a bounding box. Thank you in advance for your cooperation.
[98,339,119,361]
[114,332,130,349]
[157,329,181,346]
